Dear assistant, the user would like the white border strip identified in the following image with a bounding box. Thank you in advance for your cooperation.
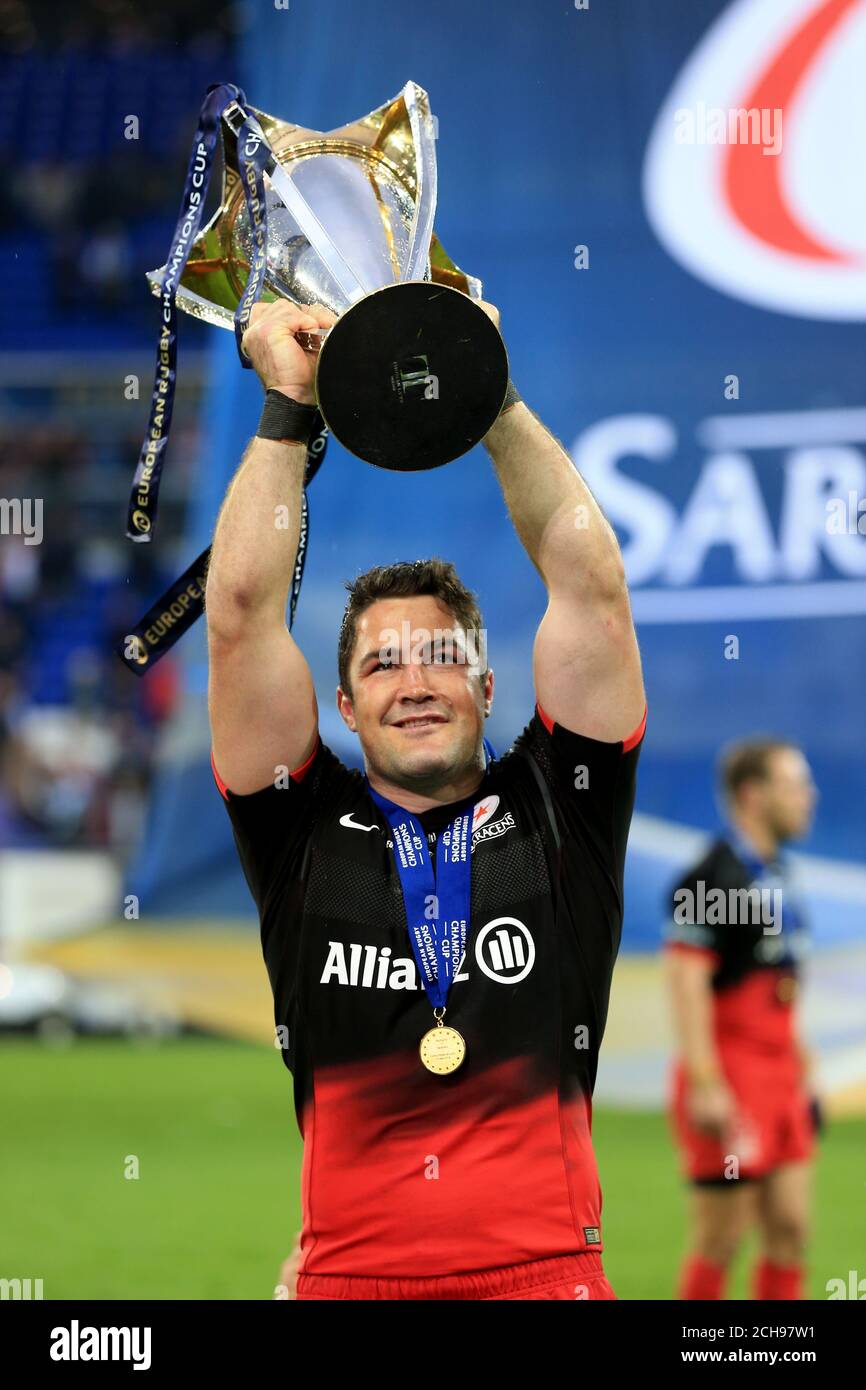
[697,407,866,451]
[631,581,866,623]
[629,813,866,903]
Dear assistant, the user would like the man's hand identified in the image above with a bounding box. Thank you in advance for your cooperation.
[476,298,501,331]
[687,1076,736,1138]
[241,300,336,406]
[795,1040,825,1134]
[274,1235,302,1300]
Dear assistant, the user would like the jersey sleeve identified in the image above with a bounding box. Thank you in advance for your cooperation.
[210,735,348,921]
[507,699,646,909]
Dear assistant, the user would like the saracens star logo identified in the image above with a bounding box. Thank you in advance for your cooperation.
[472,795,500,831]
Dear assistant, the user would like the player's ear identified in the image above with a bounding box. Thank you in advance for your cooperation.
[482,666,494,712]
[336,685,357,733]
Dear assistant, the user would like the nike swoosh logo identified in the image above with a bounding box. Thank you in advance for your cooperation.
[339,813,379,832]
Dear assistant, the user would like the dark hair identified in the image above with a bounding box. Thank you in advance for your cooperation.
[718,737,797,801]
[337,558,486,696]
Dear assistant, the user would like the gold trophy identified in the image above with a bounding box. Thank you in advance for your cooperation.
[147,81,508,471]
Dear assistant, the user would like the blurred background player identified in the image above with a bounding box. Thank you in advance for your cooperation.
[664,739,820,1301]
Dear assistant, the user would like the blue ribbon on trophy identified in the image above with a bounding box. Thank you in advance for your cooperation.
[118,87,328,675]
[126,82,245,545]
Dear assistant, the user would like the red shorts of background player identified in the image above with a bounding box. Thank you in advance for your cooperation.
[670,1050,815,1183]
[295,1251,617,1300]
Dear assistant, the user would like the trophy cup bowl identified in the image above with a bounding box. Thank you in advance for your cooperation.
[147,82,509,470]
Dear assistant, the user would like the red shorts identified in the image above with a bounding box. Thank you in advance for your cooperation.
[295,1252,615,1301]
[670,1052,814,1183]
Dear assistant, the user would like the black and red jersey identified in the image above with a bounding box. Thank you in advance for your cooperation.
[213,701,645,1277]
[664,837,810,1057]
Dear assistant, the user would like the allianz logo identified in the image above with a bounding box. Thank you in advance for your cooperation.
[320,917,535,990]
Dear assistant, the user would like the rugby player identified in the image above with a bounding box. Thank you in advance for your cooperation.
[665,739,819,1301]
[206,298,646,1301]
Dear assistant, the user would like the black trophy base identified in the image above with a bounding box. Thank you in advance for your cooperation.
[314,281,509,470]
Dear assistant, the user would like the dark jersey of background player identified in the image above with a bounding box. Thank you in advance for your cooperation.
[213,700,645,1277]
[665,832,809,1063]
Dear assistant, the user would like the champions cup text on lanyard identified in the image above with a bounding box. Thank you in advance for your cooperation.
[118,87,328,676]
[366,784,474,1075]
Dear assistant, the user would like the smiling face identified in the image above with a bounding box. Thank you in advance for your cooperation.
[336,594,493,795]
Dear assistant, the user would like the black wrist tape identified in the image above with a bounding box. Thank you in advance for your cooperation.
[499,378,522,416]
[257,389,319,445]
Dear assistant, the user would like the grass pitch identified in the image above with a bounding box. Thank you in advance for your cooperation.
[1,1037,860,1300]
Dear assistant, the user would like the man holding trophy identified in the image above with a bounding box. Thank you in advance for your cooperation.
[206,288,645,1301]
[135,81,646,1300]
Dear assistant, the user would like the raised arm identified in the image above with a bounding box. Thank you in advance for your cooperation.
[206,301,334,795]
[482,306,645,742]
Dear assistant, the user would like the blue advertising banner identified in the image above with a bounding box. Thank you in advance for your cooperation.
[131,0,866,953]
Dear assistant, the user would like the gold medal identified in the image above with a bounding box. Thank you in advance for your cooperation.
[420,1014,466,1075]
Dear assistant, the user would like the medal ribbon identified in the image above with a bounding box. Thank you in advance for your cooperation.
[366,784,473,1011]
